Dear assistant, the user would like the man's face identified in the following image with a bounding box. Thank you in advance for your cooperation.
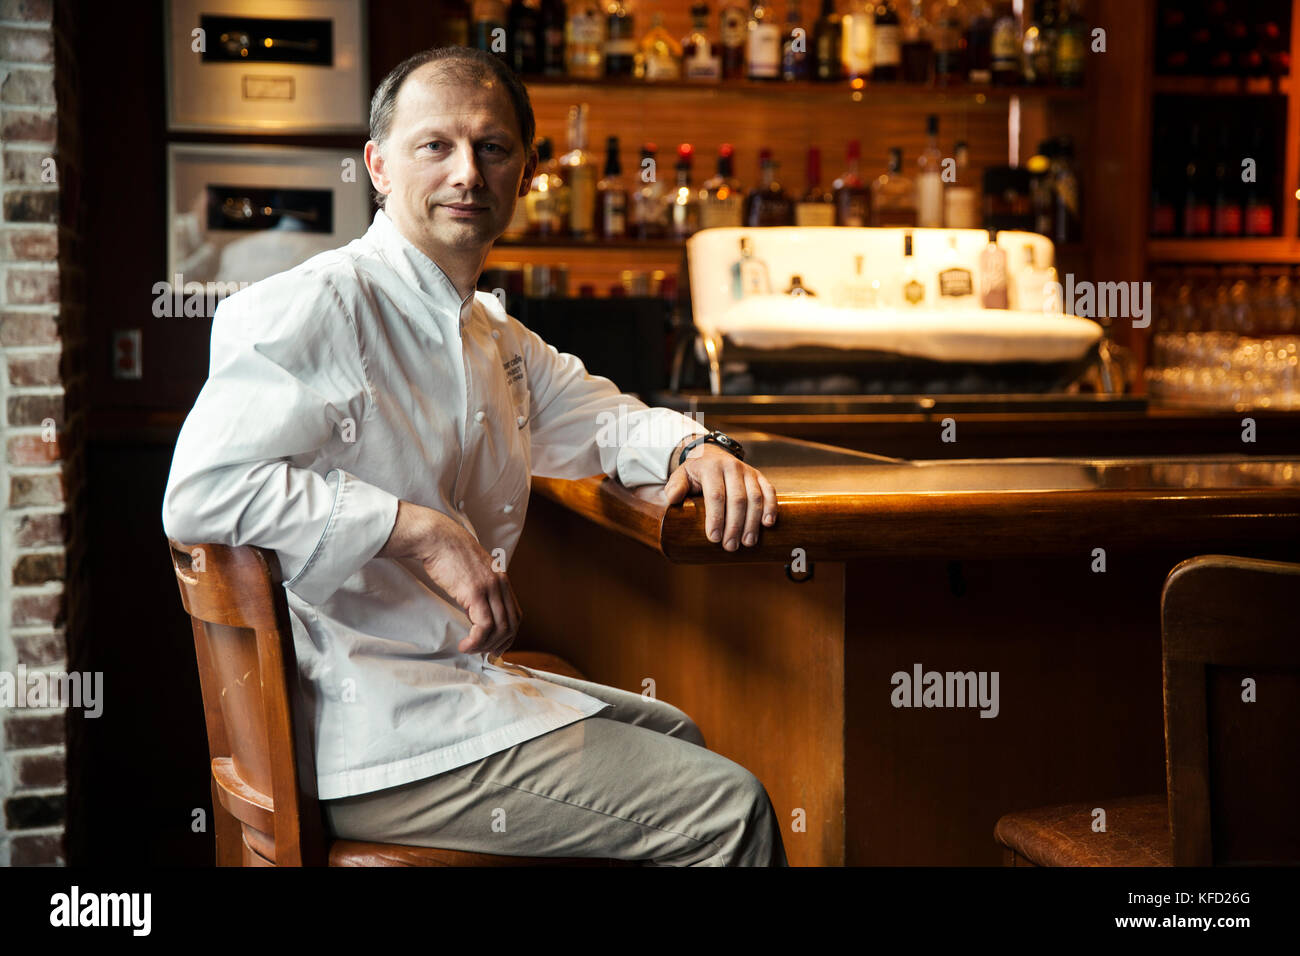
[366,65,533,260]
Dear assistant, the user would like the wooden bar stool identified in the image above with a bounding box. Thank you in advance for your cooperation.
[167,538,632,867]
[995,554,1300,866]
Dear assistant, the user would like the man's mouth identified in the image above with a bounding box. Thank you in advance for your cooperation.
[441,202,489,217]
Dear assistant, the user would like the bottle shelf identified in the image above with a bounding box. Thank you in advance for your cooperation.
[1147,237,1300,263]
[1151,74,1291,97]
[496,236,684,250]
[521,75,1088,103]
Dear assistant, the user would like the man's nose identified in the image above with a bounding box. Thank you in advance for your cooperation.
[447,143,485,191]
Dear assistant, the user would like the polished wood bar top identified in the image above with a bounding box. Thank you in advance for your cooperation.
[532,429,1300,562]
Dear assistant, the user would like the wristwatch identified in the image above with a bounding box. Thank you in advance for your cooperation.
[677,430,746,467]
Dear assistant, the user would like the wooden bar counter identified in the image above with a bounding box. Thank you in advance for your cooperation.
[508,430,1300,866]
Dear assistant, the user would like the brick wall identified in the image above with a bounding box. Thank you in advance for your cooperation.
[1,0,84,866]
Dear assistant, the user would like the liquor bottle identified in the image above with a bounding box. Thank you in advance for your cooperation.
[1053,0,1084,87]
[840,0,874,80]
[812,0,843,81]
[731,236,772,298]
[604,0,637,77]
[1149,125,1176,237]
[508,0,540,73]
[964,0,993,84]
[979,230,1009,308]
[1180,124,1206,238]
[833,140,872,226]
[744,150,795,225]
[785,274,817,295]
[638,12,683,80]
[527,138,568,237]
[1050,135,1081,243]
[747,0,782,79]
[472,0,509,61]
[700,143,745,229]
[566,0,606,77]
[916,113,943,227]
[870,147,917,225]
[900,0,933,84]
[632,142,666,239]
[668,143,700,239]
[1021,0,1055,86]
[597,137,628,238]
[900,230,925,306]
[1211,127,1242,238]
[561,104,597,239]
[1237,15,1265,77]
[782,0,810,81]
[538,0,567,76]
[1013,242,1060,312]
[932,0,966,85]
[943,140,979,228]
[446,0,471,46]
[936,234,976,307]
[990,0,1020,85]
[795,146,836,225]
[683,3,723,80]
[871,0,902,82]
[1244,128,1275,237]
[720,1,749,79]
[1027,139,1054,235]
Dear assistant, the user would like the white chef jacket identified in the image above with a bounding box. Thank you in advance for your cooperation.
[162,207,710,800]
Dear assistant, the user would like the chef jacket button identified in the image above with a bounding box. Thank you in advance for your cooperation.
[503,503,514,514]
[475,410,486,423]
[491,329,500,339]
[516,414,526,427]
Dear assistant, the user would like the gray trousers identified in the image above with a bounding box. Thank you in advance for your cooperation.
[320,664,789,866]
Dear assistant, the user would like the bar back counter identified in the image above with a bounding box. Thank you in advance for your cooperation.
[509,430,1300,866]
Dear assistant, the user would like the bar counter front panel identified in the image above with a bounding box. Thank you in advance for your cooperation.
[509,430,1300,866]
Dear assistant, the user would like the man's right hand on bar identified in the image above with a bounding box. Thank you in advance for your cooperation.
[379,499,521,657]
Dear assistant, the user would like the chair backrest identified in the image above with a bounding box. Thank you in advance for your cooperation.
[1162,553,1300,866]
[167,538,327,866]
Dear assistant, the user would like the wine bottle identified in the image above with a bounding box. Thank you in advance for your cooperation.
[812,0,843,81]
[748,0,783,79]
[871,0,902,82]
[833,139,871,226]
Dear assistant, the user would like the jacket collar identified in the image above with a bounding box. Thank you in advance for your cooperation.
[367,207,477,327]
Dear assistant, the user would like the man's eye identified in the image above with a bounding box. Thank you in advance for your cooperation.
[480,143,504,153]
[425,141,446,152]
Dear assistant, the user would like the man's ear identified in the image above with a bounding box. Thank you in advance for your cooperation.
[519,146,538,198]
[364,140,391,202]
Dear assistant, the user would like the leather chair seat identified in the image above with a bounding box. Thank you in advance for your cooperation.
[994,794,1172,866]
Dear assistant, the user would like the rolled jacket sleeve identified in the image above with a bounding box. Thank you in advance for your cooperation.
[162,273,400,605]
[509,313,709,487]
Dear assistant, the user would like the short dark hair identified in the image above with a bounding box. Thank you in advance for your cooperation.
[368,46,537,208]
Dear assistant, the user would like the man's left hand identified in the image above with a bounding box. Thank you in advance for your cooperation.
[663,443,777,551]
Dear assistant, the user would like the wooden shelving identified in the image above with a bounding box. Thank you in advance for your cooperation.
[523,75,1088,105]
[1151,74,1291,96]
[1147,237,1300,263]
[496,236,684,250]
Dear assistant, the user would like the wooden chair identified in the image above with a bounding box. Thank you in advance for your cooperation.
[167,537,630,867]
[994,553,1300,866]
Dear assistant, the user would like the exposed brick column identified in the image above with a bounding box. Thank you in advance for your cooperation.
[1,0,84,867]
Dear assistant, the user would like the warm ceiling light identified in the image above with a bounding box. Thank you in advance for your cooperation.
[851,78,864,90]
